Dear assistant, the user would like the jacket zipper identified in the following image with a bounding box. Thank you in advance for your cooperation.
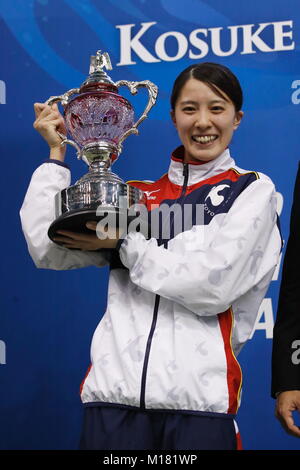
[181,162,189,197]
[140,295,160,409]
[139,162,189,410]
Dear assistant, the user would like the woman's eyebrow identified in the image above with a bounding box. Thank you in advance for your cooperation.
[179,99,227,105]
[209,99,227,104]
[179,100,197,105]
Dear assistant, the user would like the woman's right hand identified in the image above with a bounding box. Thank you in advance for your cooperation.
[33,102,67,161]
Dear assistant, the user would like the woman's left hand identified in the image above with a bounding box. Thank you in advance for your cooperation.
[53,221,120,251]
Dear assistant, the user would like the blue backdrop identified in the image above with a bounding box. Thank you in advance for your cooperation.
[0,0,299,450]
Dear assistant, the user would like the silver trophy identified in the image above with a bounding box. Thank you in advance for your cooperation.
[45,50,158,243]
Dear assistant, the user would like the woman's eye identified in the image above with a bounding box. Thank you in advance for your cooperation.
[211,106,224,112]
[182,107,195,112]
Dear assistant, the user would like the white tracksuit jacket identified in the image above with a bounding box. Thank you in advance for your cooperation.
[20,146,282,417]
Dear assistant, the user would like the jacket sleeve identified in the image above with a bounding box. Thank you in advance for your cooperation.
[119,174,282,316]
[271,164,300,397]
[20,161,108,270]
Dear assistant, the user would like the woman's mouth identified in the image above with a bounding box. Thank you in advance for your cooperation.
[192,135,218,144]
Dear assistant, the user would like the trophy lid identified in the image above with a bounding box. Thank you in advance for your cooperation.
[79,50,117,93]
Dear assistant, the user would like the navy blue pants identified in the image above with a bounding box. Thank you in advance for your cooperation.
[79,405,237,450]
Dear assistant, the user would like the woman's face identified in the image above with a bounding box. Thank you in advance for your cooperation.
[171,78,243,163]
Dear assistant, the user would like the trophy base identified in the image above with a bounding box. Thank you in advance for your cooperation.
[48,207,148,245]
[48,178,148,247]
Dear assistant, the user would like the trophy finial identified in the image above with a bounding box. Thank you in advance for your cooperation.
[81,50,115,89]
[89,51,112,74]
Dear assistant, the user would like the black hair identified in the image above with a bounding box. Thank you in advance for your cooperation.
[170,62,243,112]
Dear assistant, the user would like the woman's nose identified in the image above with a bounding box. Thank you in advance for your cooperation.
[194,111,211,128]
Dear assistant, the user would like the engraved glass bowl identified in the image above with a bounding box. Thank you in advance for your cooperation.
[64,91,135,152]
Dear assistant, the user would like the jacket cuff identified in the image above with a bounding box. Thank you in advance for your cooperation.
[43,159,70,170]
[115,236,126,252]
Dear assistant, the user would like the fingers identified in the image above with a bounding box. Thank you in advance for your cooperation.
[275,395,300,438]
[33,102,66,149]
[34,102,60,119]
[52,233,89,250]
[86,221,97,230]
[55,230,97,241]
[53,230,99,250]
[52,229,118,250]
[53,238,79,249]
[86,221,120,240]
[33,102,45,119]
[33,103,62,126]
[276,413,300,438]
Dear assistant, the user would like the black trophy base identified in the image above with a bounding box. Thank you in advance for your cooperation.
[48,208,147,246]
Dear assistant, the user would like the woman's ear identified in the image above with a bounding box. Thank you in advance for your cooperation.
[233,110,244,130]
[170,110,177,128]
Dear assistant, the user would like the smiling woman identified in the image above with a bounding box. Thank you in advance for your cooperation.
[170,62,243,163]
[20,61,282,451]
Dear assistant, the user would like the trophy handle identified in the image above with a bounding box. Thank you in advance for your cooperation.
[46,88,80,107]
[45,88,82,158]
[115,80,158,152]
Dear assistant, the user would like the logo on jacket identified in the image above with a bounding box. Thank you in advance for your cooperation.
[144,189,161,200]
[205,184,230,206]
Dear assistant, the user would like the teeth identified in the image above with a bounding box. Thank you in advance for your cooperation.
[193,135,217,143]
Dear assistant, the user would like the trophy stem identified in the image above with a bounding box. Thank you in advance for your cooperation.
[90,158,110,172]
[77,156,124,185]
[80,142,119,165]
